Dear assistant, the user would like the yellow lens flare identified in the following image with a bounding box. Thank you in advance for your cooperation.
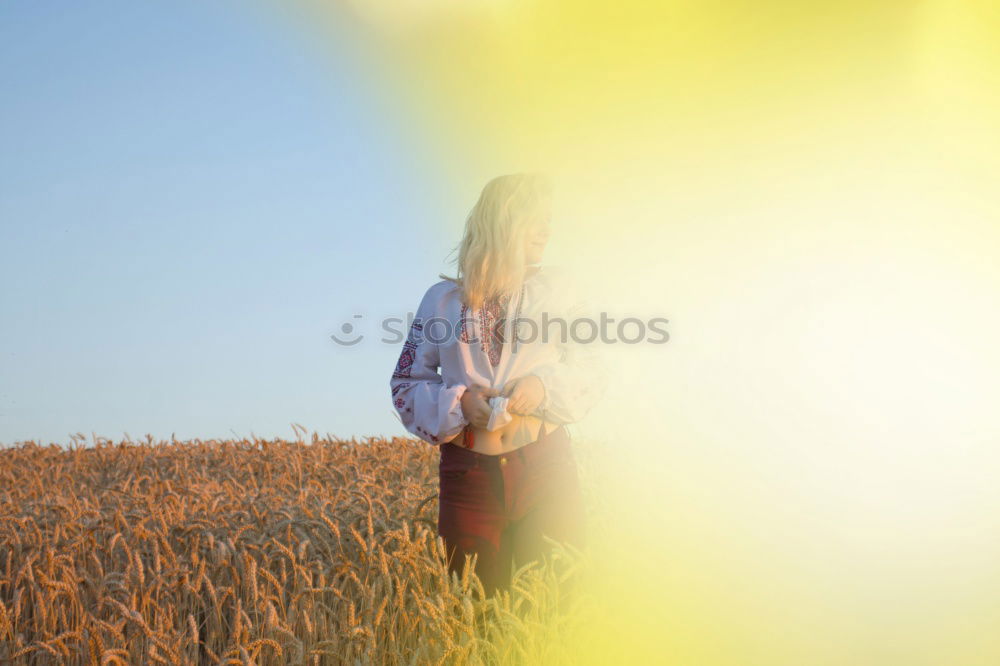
[295,0,1000,661]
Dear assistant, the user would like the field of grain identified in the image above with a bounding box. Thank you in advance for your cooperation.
[0,428,604,665]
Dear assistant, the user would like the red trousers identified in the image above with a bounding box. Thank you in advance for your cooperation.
[437,424,587,598]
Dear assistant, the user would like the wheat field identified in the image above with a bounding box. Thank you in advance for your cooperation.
[0,427,605,665]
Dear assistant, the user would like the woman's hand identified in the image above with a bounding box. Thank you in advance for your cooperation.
[461,384,499,429]
[501,375,546,416]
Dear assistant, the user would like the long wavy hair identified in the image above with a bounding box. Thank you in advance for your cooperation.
[441,172,553,310]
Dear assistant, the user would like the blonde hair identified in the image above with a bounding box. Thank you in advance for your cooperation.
[441,172,553,309]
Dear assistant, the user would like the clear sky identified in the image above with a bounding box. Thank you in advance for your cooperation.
[0,1,469,445]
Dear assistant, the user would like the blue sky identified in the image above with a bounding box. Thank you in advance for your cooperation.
[0,1,468,445]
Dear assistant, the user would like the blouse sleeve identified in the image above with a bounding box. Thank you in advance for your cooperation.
[389,284,469,445]
[528,273,608,425]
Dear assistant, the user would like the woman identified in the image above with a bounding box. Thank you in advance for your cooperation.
[389,172,606,599]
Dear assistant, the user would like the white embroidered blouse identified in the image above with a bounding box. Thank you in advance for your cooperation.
[389,266,607,446]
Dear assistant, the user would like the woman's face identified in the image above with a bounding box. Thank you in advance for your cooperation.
[523,206,552,265]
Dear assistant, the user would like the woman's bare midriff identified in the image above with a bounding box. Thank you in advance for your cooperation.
[446,413,559,456]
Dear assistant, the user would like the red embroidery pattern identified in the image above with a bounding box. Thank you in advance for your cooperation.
[406,320,423,344]
[415,425,439,443]
[392,341,417,378]
[481,295,505,366]
[457,284,526,368]
[457,309,472,345]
